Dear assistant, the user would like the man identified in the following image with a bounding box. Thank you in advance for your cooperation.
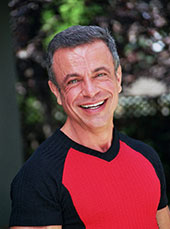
[9,25,170,228]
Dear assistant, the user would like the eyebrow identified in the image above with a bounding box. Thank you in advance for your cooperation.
[92,66,111,74]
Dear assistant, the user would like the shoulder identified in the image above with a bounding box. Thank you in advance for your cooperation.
[9,129,69,226]
[11,129,72,189]
[119,132,160,163]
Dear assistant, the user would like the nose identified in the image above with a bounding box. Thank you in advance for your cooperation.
[81,78,99,98]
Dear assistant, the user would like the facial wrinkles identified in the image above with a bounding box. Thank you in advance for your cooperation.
[71,45,113,85]
[67,48,92,78]
[53,42,119,102]
[67,52,104,102]
[53,51,84,90]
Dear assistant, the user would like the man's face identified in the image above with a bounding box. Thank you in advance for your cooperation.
[49,40,122,131]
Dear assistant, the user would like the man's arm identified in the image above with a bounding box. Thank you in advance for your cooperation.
[11,226,62,229]
[156,205,170,228]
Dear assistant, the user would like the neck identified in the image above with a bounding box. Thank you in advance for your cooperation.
[61,119,114,153]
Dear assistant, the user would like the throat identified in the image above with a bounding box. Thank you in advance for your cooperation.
[61,121,113,153]
[99,143,111,153]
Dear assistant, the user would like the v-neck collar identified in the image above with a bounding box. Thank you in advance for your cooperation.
[55,127,120,162]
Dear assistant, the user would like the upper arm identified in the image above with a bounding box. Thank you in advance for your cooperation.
[10,226,62,229]
[9,164,63,226]
[156,206,170,229]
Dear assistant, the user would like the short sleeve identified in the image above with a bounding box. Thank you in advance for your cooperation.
[9,162,63,226]
[140,145,168,210]
[138,142,168,210]
[155,155,168,210]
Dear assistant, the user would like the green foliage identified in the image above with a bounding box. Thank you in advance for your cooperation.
[41,0,102,47]
[25,97,44,124]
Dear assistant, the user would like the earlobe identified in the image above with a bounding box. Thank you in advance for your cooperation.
[48,80,62,105]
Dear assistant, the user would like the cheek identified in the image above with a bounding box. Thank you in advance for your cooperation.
[98,80,116,94]
[61,86,81,107]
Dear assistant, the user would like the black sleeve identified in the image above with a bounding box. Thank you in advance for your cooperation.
[138,143,168,210]
[9,160,63,226]
[153,152,168,210]
[138,144,168,210]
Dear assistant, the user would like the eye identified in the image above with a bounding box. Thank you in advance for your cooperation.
[96,73,107,78]
[68,79,79,85]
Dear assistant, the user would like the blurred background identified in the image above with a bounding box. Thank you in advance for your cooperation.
[1,0,170,226]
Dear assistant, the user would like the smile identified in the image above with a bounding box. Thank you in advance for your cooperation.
[80,100,106,109]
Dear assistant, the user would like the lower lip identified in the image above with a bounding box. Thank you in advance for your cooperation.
[80,99,107,113]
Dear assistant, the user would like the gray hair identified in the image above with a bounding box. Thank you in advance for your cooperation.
[46,25,120,89]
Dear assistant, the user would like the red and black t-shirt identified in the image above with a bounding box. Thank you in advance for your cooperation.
[9,128,168,228]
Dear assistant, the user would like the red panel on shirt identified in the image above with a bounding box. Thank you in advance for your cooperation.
[62,141,160,228]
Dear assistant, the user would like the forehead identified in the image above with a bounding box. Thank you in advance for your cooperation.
[52,40,114,78]
[53,40,113,63]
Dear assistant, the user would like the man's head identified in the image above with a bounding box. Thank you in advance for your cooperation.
[46,25,120,88]
[47,28,122,132]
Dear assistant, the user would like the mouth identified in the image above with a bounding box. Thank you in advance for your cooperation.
[80,100,107,110]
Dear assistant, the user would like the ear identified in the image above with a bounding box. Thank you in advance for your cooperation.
[116,65,122,93]
[48,80,62,105]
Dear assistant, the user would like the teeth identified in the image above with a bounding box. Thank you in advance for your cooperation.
[81,100,105,109]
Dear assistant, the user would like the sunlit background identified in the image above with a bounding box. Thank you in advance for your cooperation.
[1,0,170,226]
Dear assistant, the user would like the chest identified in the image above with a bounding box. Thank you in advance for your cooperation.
[62,143,160,228]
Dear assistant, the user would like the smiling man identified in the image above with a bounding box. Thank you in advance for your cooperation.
[9,25,170,228]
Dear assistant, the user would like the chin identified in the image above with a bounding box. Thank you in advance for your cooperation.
[82,118,113,130]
